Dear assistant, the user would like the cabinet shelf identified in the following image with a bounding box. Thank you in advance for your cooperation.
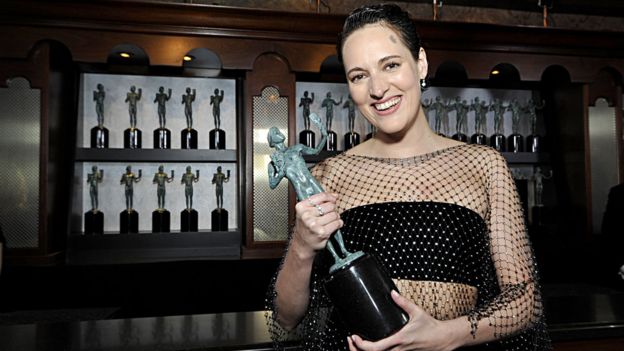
[67,231,241,265]
[75,148,237,163]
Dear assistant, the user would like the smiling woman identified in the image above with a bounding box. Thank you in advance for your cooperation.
[267,3,552,351]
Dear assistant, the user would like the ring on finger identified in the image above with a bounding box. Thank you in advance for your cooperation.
[307,198,316,207]
[315,204,324,216]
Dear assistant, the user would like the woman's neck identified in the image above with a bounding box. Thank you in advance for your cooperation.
[357,111,455,158]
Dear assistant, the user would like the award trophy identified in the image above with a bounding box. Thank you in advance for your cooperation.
[298,91,316,148]
[119,166,142,234]
[209,88,226,149]
[507,99,524,152]
[525,99,545,152]
[321,92,342,151]
[90,84,109,148]
[450,97,469,142]
[268,113,408,341]
[153,86,172,149]
[84,166,104,235]
[124,86,143,149]
[430,96,449,137]
[489,98,507,152]
[211,166,230,231]
[470,97,488,145]
[343,95,360,150]
[180,166,200,232]
[152,165,174,232]
[531,166,552,230]
[181,87,198,149]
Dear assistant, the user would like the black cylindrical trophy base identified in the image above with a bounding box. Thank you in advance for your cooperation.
[120,210,139,234]
[154,128,171,149]
[181,209,198,232]
[507,134,524,153]
[90,127,109,148]
[84,210,104,235]
[152,210,171,233]
[451,133,468,142]
[211,209,228,231]
[526,135,542,153]
[299,130,316,148]
[209,129,226,150]
[324,130,337,151]
[124,128,142,149]
[471,133,487,145]
[344,132,361,150]
[324,253,408,341]
[365,132,374,141]
[181,128,198,149]
[490,134,506,152]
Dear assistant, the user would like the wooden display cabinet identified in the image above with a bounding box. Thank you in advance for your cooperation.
[0,0,622,263]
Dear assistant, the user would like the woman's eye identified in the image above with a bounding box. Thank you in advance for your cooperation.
[385,62,400,70]
[350,74,365,83]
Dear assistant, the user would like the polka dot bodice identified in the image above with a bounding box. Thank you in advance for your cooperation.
[267,144,551,351]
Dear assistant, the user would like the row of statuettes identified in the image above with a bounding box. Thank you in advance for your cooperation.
[83,165,231,235]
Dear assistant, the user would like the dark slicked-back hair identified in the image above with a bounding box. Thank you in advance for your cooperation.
[337,3,421,63]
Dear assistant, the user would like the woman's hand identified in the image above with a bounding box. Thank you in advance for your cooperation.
[347,290,459,351]
[291,192,343,260]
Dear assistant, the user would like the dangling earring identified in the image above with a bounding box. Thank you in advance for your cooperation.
[420,78,428,91]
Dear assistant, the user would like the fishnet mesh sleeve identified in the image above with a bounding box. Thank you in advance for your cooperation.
[466,150,548,344]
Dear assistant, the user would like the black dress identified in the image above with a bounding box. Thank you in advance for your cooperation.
[268,144,551,351]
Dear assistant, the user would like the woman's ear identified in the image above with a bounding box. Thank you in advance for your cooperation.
[418,47,428,80]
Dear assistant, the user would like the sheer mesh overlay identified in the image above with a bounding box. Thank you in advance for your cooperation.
[266,143,551,350]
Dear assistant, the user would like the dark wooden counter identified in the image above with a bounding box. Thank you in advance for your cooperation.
[0,285,622,351]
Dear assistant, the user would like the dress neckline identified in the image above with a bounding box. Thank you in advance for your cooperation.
[342,143,468,163]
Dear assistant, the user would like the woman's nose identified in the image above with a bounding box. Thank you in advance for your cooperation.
[369,75,388,100]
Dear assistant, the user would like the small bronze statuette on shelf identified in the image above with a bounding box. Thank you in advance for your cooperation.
[84,165,104,235]
[450,96,469,142]
[119,165,142,233]
[470,97,488,145]
[180,166,200,232]
[343,95,360,150]
[211,166,230,231]
[298,90,316,148]
[152,165,174,232]
[525,98,545,152]
[489,98,507,152]
[153,86,172,149]
[124,86,143,149]
[321,92,342,151]
[90,84,109,148]
[209,88,226,149]
[507,98,524,152]
[181,87,198,149]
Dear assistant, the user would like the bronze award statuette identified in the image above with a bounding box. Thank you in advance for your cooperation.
[91,83,109,148]
[267,113,408,341]
[209,88,226,149]
[343,95,361,150]
[120,166,142,233]
[152,165,174,232]
[211,166,230,231]
[84,166,104,235]
[124,86,143,149]
[181,87,198,149]
[299,91,316,148]
[153,87,172,149]
[180,166,200,231]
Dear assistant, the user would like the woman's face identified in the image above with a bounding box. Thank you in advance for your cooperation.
[342,24,427,137]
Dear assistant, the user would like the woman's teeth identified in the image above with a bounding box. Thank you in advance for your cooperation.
[375,97,400,111]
